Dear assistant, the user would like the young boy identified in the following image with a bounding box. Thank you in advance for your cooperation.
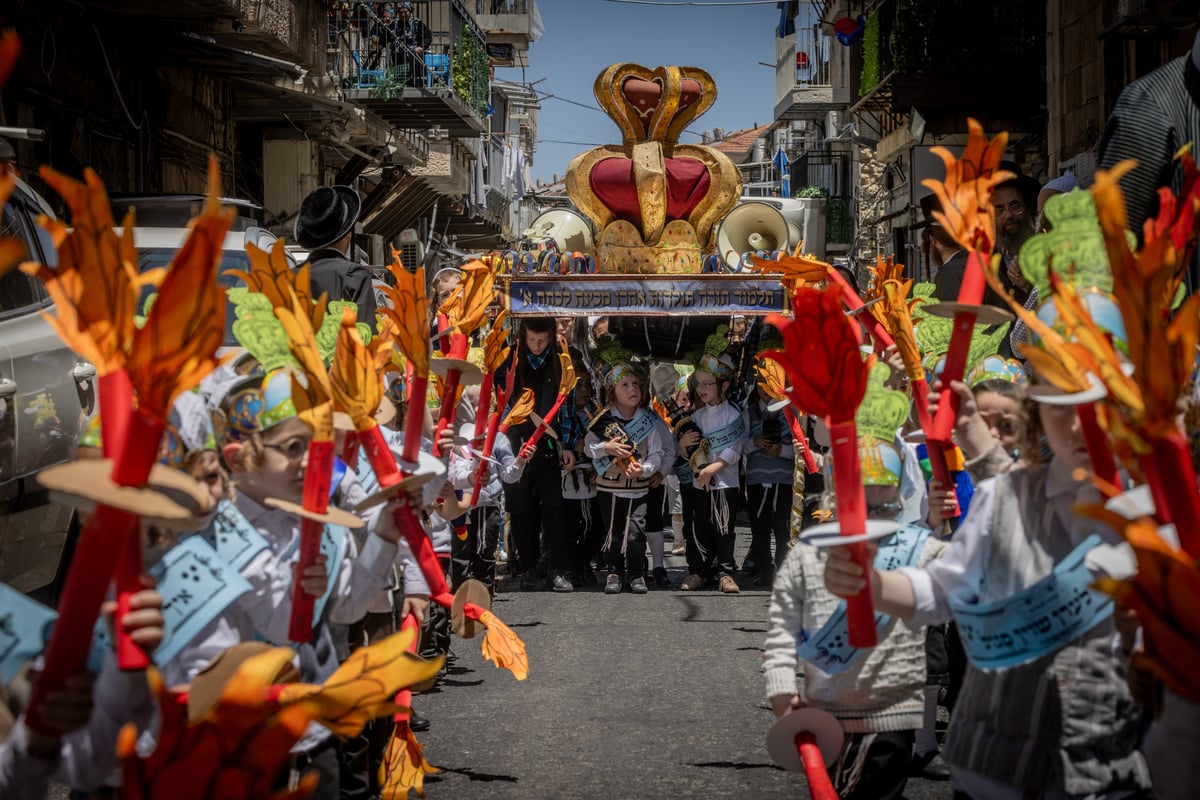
[583,347,667,594]
[764,366,945,800]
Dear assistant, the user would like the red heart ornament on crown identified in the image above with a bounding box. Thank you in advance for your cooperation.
[589,156,711,230]
[619,76,703,141]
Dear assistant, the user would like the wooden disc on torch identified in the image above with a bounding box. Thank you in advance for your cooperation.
[37,459,215,530]
[451,578,492,639]
[430,357,485,385]
[920,301,1013,325]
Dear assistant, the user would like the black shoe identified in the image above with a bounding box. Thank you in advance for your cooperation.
[652,566,670,588]
[911,751,950,780]
[552,574,574,593]
[604,573,622,594]
[581,568,598,585]
[752,570,775,587]
[740,557,757,574]
[629,576,648,594]
[520,573,542,591]
[409,711,431,732]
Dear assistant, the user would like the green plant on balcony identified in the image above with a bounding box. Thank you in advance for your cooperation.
[795,185,830,199]
[451,29,491,118]
[371,68,406,102]
[859,13,880,97]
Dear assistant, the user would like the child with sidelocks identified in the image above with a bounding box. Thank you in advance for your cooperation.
[764,364,946,800]
[584,346,667,595]
[824,372,1150,799]
[678,330,748,594]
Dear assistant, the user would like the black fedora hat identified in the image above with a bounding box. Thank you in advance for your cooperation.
[910,193,942,230]
[295,185,361,250]
[996,160,1041,211]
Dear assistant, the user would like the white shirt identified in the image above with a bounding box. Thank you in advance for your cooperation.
[689,400,749,490]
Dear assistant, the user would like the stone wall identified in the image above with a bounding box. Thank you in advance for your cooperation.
[1045,0,1107,179]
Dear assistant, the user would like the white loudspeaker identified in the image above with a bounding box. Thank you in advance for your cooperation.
[715,201,791,269]
[524,208,594,253]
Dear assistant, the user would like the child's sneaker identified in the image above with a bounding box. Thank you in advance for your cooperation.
[630,576,648,594]
[604,573,622,594]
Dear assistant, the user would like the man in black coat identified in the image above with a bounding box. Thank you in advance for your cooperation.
[294,185,377,332]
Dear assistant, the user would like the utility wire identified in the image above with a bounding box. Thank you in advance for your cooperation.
[602,0,785,5]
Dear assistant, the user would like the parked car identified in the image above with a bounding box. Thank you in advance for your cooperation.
[110,195,296,347]
[0,176,94,602]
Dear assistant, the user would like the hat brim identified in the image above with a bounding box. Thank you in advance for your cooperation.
[294,186,361,251]
[920,302,1014,325]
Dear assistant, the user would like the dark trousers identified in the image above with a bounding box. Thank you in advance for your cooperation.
[645,482,666,532]
[564,495,603,573]
[505,445,566,576]
[452,505,499,594]
[691,485,739,578]
[419,554,451,660]
[597,492,648,579]
[835,730,914,800]
[746,482,791,573]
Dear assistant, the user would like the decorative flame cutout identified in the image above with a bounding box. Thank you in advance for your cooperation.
[500,388,536,431]
[228,240,327,332]
[877,278,924,383]
[119,656,318,800]
[746,247,831,288]
[278,628,443,738]
[865,256,906,336]
[439,260,494,336]
[379,259,430,377]
[754,356,788,403]
[125,158,234,418]
[331,307,395,430]
[762,285,869,422]
[920,118,1014,257]
[23,168,157,374]
[482,310,512,373]
[275,287,334,442]
[475,608,530,681]
[1076,504,1200,702]
[557,339,578,396]
[1093,159,1200,443]
[379,724,439,799]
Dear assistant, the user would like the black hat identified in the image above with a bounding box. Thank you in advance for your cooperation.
[996,160,1041,211]
[0,139,14,162]
[294,185,361,250]
[911,193,941,230]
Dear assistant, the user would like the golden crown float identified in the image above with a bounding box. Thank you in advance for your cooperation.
[490,63,790,320]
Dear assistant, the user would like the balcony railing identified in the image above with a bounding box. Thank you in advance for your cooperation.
[793,23,832,88]
[327,0,490,133]
[473,0,531,13]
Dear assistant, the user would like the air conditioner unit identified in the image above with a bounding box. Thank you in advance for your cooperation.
[396,227,425,270]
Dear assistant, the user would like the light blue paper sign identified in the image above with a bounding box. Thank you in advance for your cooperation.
[949,534,1113,670]
[703,413,747,454]
[797,524,930,675]
[0,583,57,683]
[199,500,270,573]
[150,536,253,666]
[311,525,348,625]
[355,455,382,497]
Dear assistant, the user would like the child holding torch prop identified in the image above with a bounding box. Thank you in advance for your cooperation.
[761,284,880,646]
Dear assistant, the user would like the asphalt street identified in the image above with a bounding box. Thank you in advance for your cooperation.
[413,544,955,800]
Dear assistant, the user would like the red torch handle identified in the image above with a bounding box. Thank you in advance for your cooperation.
[288,439,336,643]
[110,409,166,670]
[1139,433,1200,558]
[910,378,959,518]
[1076,403,1120,489]
[341,431,360,471]
[474,372,494,442]
[829,420,878,648]
[523,392,567,453]
[782,407,819,474]
[402,375,429,465]
[393,611,421,724]
[929,312,978,443]
[97,370,133,461]
[433,335,469,457]
[795,732,839,800]
[470,405,503,508]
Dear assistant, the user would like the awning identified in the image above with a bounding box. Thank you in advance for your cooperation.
[360,170,441,242]
[344,87,486,139]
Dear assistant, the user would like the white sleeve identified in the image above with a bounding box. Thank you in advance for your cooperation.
[897,477,995,628]
[328,531,400,624]
[584,430,606,460]
[762,550,804,700]
[494,435,525,485]
[638,421,667,478]
[58,653,156,791]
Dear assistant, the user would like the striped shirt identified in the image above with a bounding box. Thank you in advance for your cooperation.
[1099,50,1200,290]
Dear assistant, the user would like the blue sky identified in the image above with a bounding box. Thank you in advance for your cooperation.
[497,0,781,184]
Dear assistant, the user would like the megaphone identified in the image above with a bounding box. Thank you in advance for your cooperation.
[715,201,791,269]
[524,208,594,253]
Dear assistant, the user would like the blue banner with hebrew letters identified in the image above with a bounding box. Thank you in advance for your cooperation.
[198,500,270,573]
[503,276,786,317]
[797,524,930,675]
[312,525,348,625]
[0,583,57,682]
[593,408,658,475]
[949,535,1113,670]
[151,536,253,666]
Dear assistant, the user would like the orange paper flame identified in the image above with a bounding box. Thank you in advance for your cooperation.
[275,287,334,442]
[745,248,831,289]
[440,260,494,336]
[278,628,444,738]
[754,356,788,402]
[501,388,536,429]
[482,310,511,373]
[228,240,327,331]
[24,168,152,374]
[558,339,578,396]
[379,723,439,799]
[920,119,1013,258]
[331,306,389,430]
[378,258,431,377]
[125,157,234,418]
[477,608,530,681]
[878,278,924,383]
